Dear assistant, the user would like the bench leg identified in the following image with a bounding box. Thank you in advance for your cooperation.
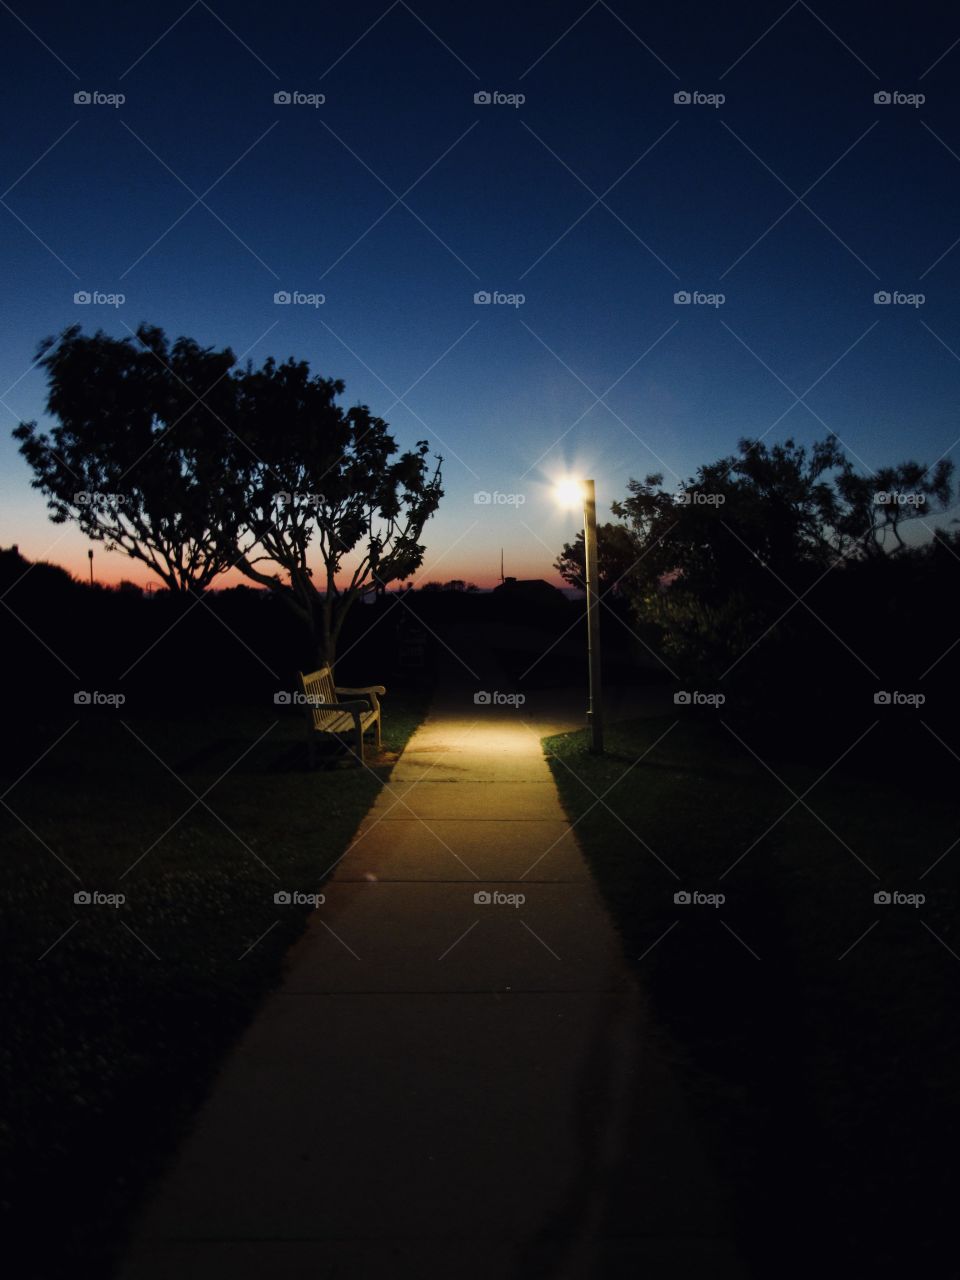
[375,713,381,751]
[355,721,364,765]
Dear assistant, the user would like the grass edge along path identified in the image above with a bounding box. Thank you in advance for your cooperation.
[543,713,960,1277]
[0,691,429,1280]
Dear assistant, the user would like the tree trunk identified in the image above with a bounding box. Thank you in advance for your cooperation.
[311,600,335,672]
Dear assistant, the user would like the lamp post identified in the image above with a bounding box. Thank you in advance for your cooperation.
[582,479,604,753]
[557,478,604,754]
[87,548,94,586]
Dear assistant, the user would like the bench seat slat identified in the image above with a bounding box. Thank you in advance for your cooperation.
[312,709,377,733]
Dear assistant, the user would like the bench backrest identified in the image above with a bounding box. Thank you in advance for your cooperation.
[298,667,337,729]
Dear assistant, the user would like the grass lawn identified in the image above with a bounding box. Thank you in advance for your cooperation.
[545,713,960,1276]
[0,692,427,1280]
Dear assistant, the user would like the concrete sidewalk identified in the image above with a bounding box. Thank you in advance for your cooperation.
[119,677,742,1279]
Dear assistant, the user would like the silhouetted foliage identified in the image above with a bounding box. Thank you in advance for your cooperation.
[554,521,638,597]
[567,436,956,703]
[15,325,244,593]
[418,579,478,592]
[15,327,444,666]
[229,356,443,665]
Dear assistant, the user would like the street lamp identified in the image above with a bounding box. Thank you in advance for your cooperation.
[556,477,603,753]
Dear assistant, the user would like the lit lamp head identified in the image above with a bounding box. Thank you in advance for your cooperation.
[555,477,585,510]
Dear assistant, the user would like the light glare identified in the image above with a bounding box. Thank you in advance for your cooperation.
[555,478,584,510]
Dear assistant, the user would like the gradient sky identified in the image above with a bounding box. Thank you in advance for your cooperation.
[2,0,959,587]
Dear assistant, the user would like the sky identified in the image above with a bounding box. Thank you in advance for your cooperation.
[1,0,959,588]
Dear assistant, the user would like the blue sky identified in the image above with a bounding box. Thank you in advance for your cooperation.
[2,0,959,585]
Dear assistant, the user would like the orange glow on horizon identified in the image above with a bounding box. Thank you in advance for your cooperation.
[33,547,565,593]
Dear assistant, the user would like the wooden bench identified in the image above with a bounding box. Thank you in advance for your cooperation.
[297,667,385,765]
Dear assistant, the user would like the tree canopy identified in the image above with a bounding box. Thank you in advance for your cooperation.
[228,355,443,664]
[15,324,243,593]
[15,325,444,664]
[557,435,955,683]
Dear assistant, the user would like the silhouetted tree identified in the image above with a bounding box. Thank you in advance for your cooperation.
[555,522,638,597]
[15,328,445,665]
[594,435,953,679]
[229,357,443,667]
[14,325,243,593]
[419,579,478,593]
[834,459,952,555]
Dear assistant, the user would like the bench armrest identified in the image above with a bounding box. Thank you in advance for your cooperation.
[336,685,385,711]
